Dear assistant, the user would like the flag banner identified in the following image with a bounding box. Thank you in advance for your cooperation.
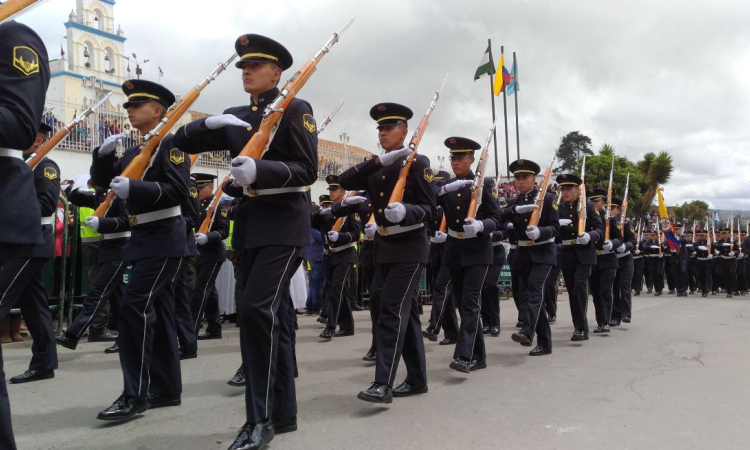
[474,45,495,81]
[506,63,519,96]
[714,210,720,228]
[657,188,680,250]
[158,66,164,77]
[493,50,511,96]
[60,44,65,57]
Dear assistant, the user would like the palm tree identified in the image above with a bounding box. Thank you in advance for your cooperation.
[637,151,673,216]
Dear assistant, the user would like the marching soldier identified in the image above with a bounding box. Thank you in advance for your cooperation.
[718,229,737,298]
[544,244,561,323]
[643,232,655,294]
[437,137,501,372]
[587,188,622,333]
[172,175,200,359]
[632,230,645,296]
[481,180,506,337]
[91,79,190,421]
[339,103,435,402]
[736,231,746,295]
[712,230,724,295]
[648,232,666,296]
[315,195,334,325]
[173,34,317,448]
[555,174,602,341]
[610,198,636,325]
[504,159,560,356]
[695,232,713,297]
[0,18,50,450]
[356,194,379,361]
[687,232,699,294]
[676,229,690,297]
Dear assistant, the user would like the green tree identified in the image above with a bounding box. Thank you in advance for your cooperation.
[635,151,673,217]
[576,144,644,216]
[673,200,709,224]
[556,131,593,173]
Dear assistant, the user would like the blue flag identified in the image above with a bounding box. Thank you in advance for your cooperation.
[714,210,720,228]
[506,63,519,96]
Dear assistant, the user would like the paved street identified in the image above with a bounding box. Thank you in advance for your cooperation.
[4,292,750,449]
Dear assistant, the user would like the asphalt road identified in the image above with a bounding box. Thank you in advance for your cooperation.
[4,291,750,449]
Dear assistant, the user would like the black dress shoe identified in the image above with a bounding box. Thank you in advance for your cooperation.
[727,293,733,298]
[147,393,181,409]
[88,328,118,342]
[273,416,297,434]
[357,383,393,404]
[593,324,611,333]
[97,395,149,421]
[482,326,490,335]
[334,329,354,337]
[228,420,275,450]
[489,326,500,336]
[352,304,364,312]
[319,328,333,340]
[609,320,621,327]
[362,349,377,362]
[393,381,428,397]
[529,346,552,356]
[571,331,588,341]
[56,333,78,350]
[449,357,472,373]
[622,317,631,323]
[104,343,119,353]
[470,360,487,371]
[228,367,246,387]
[655,291,662,296]
[515,321,523,328]
[702,292,708,297]
[548,315,556,323]
[634,291,641,296]
[422,329,438,341]
[316,316,327,324]
[511,332,532,346]
[10,369,54,384]
[647,289,652,294]
[197,332,222,340]
[438,337,457,346]
[180,351,197,360]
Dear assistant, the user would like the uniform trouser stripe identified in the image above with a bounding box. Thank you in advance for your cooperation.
[530,265,553,342]
[137,259,171,397]
[0,259,31,309]
[386,264,422,386]
[74,261,124,339]
[193,262,220,330]
[333,264,352,327]
[466,266,489,361]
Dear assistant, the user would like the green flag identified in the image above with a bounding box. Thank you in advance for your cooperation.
[474,45,495,81]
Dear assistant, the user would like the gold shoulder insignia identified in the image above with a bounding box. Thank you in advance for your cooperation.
[43,166,58,181]
[552,201,558,211]
[169,148,185,165]
[594,209,600,216]
[13,46,40,76]
[424,167,434,183]
[189,186,198,198]
[220,208,228,218]
[355,213,360,222]
[302,113,316,133]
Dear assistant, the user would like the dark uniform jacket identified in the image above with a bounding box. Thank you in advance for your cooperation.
[427,184,445,270]
[501,188,560,269]
[30,158,61,259]
[441,175,501,268]
[357,197,375,270]
[91,134,190,261]
[595,216,623,269]
[67,187,130,263]
[489,197,508,266]
[317,201,362,266]
[339,152,436,265]
[615,219,637,266]
[0,21,50,250]
[196,198,230,265]
[173,88,318,250]
[181,179,200,258]
[557,199,602,266]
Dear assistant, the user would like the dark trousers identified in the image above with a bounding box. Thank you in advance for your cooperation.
[689,259,699,292]
[451,265,488,362]
[665,258,677,291]
[67,259,126,339]
[428,264,458,339]
[632,257,644,292]
[191,261,223,335]
[173,257,197,355]
[736,259,746,292]
[118,257,182,397]
[590,265,617,327]
[347,264,359,308]
[0,343,15,450]
[723,258,737,294]
[306,259,325,313]
[544,265,559,318]
[511,268,523,322]
[698,259,713,294]
[562,263,592,335]
[82,242,110,332]
[644,257,654,290]
[612,257,634,321]
[678,263,689,294]
[238,246,301,424]
[518,263,553,349]
[371,262,426,387]
[652,257,665,292]
[480,263,503,328]
[325,262,354,332]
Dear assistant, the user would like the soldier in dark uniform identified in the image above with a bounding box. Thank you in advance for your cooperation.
[191,173,230,340]
[632,231,645,296]
[610,198,636,325]
[695,232,713,297]
[315,195,334,325]
[643,232,655,294]
[317,175,363,339]
[91,79,190,421]
[339,103,435,402]
[356,193,379,361]
[649,232,666,296]
[676,229,690,297]
[0,18,50,449]
[718,229,737,298]
[742,232,750,293]
[481,180,506,337]
[503,159,560,356]
[544,243,561,323]
[504,200,525,328]
[437,137,501,372]
[735,231,746,295]
[172,175,200,359]
[687,231,699,294]
[587,188,622,333]
[173,35,317,448]
[555,174,602,341]
[712,230,724,295]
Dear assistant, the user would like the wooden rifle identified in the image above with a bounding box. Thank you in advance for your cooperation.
[737,216,742,253]
[692,220,696,244]
[528,146,558,227]
[635,220,642,251]
[604,155,614,241]
[730,213,734,253]
[711,220,717,254]
[705,218,711,254]
[577,155,587,235]
[0,0,43,22]
[620,172,630,235]
[467,116,500,219]
[28,93,112,168]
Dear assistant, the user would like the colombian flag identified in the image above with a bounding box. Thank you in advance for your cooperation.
[493,49,512,96]
[657,187,680,250]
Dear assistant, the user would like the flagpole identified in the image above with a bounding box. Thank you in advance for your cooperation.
[501,46,510,177]
[513,51,520,159]
[488,39,499,178]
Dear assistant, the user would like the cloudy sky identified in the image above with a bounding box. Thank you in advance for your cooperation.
[18,0,750,209]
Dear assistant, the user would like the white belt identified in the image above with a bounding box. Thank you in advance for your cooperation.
[102,231,131,241]
[721,255,735,259]
[447,229,476,240]
[0,148,23,159]
[616,252,631,259]
[561,239,578,246]
[129,206,181,226]
[328,241,356,253]
[633,254,643,259]
[41,216,53,225]
[493,241,504,247]
[377,223,424,237]
[243,186,308,197]
[597,249,613,255]
[697,257,709,261]
[516,237,555,247]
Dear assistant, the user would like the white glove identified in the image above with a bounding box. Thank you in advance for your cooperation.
[525,225,540,241]
[514,204,539,214]
[722,242,731,247]
[439,179,473,196]
[343,196,366,206]
[71,174,90,191]
[714,250,720,256]
[602,240,613,251]
[365,222,377,239]
[195,233,209,245]
[463,217,484,238]
[707,254,713,259]
[230,156,257,186]
[698,246,707,251]
[205,114,251,130]
[616,243,626,253]
[576,232,591,245]
[634,249,641,255]
[433,231,447,243]
[110,176,130,199]
[506,222,514,231]
[385,202,406,223]
[98,132,127,157]
[650,245,660,250]
[84,216,99,231]
[729,251,735,257]
[319,208,332,216]
[658,253,664,258]
[327,231,339,242]
[378,148,412,166]
[559,219,572,227]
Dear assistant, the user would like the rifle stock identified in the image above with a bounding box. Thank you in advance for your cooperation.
[467,116,499,219]
[620,172,630,235]
[528,148,558,227]
[0,0,41,22]
[604,155,614,241]
[197,173,231,234]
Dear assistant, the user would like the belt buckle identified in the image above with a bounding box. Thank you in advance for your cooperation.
[244,188,258,197]
[377,227,388,237]
[128,216,138,226]
[456,231,465,239]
